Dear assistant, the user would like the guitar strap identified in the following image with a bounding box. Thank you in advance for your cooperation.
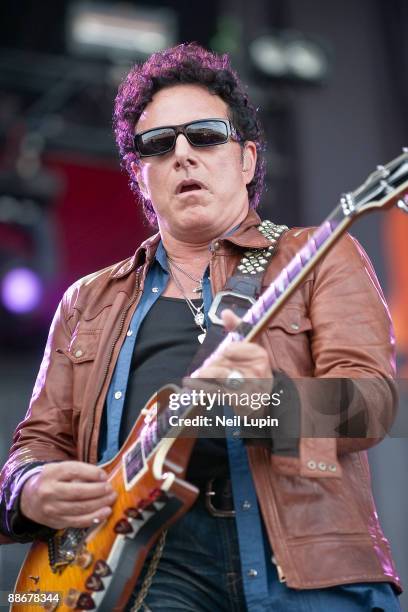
[187,220,288,374]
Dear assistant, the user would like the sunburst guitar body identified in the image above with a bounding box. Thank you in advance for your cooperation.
[11,385,198,611]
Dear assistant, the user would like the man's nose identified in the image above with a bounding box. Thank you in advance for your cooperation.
[173,133,197,166]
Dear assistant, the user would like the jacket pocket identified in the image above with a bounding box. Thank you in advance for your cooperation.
[265,307,313,375]
[66,330,101,364]
[268,306,312,334]
[59,330,102,413]
[271,468,368,538]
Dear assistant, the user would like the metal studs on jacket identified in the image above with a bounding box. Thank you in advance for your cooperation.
[237,221,288,275]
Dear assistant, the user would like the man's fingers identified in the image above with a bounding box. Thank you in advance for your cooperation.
[68,506,113,528]
[46,492,117,517]
[182,374,231,404]
[45,461,107,482]
[19,461,115,528]
[46,505,114,530]
[185,366,232,384]
[221,308,241,331]
[53,480,114,501]
[220,342,267,362]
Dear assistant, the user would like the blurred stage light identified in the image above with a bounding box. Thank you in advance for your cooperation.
[1,267,43,314]
[67,2,177,61]
[249,32,329,83]
[0,139,61,343]
[249,36,287,77]
[285,39,329,81]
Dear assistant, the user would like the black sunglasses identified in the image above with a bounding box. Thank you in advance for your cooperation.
[134,118,239,157]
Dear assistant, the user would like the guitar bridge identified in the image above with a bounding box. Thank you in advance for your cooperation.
[48,528,87,573]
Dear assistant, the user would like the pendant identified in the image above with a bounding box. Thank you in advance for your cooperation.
[192,281,203,294]
[198,332,206,344]
[194,312,205,326]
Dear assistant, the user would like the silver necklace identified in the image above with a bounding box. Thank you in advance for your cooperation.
[168,264,206,343]
[167,256,203,295]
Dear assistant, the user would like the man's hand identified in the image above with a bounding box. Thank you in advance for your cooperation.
[184,309,274,414]
[196,309,273,378]
[20,461,117,529]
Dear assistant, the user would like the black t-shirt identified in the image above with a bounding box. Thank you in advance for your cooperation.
[120,296,229,482]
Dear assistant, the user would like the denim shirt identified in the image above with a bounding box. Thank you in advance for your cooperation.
[100,239,271,606]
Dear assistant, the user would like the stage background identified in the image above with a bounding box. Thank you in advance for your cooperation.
[0,0,407,607]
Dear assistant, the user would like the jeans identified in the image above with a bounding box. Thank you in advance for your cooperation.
[126,497,401,612]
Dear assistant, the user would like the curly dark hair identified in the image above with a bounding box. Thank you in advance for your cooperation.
[113,43,266,226]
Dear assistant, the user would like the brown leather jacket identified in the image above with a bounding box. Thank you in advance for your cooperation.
[0,209,401,591]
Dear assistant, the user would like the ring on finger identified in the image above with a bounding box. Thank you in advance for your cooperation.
[225,369,245,390]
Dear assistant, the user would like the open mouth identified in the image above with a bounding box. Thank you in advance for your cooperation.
[176,180,204,194]
[180,183,201,193]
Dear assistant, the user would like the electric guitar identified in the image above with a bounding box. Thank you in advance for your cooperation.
[11,150,408,611]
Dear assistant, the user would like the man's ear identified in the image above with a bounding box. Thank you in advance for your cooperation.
[131,161,149,199]
[241,141,257,184]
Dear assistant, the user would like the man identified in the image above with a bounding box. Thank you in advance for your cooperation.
[0,43,402,611]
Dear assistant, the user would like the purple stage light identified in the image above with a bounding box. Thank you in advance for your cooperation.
[1,268,43,314]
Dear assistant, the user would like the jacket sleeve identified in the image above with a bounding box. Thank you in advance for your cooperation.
[304,232,397,462]
[0,292,79,541]
[269,232,397,477]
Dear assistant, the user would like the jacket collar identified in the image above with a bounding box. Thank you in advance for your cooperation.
[110,232,161,279]
[221,209,275,249]
[110,208,274,279]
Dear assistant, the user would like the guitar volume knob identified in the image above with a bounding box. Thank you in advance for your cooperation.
[114,518,133,534]
[85,574,104,592]
[43,601,59,612]
[76,550,94,569]
[93,559,112,577]
[125,507,144,520]
[76,592,96,610]
[64,588,81,609]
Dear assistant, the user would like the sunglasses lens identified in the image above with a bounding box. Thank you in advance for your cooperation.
[187,120,229,146]
[135,120,232,156]
[137,128,175,156]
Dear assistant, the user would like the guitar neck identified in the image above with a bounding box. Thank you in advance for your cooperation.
[239,202,353,343]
